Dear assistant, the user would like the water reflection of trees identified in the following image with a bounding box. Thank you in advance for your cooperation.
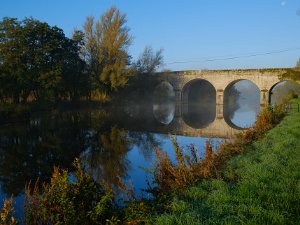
[0,111,88,195]
[127,132,160,160]
[80,125,160,191]
[0,108,161,195]
[80,126,131,190]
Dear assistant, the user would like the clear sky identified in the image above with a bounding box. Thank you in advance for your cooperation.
[1,0,300,71]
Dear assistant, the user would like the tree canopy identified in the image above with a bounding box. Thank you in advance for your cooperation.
[83,7,132,93]
[132,46,164,74]
[0,17,86,103]
[0,7,165,104]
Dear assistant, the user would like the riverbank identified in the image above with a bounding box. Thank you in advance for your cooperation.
[151,99,300,224]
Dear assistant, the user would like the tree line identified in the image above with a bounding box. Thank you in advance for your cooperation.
[0,7,163,104]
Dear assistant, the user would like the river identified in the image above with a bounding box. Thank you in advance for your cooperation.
[0,81,262,220]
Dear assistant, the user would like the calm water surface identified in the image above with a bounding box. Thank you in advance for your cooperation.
[0,96,259,220]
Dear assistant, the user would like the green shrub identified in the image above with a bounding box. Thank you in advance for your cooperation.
[24,159,116,225]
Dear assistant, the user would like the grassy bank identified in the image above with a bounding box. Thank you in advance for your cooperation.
[151,99,300,224]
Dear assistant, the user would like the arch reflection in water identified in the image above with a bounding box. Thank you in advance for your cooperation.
[182,79,216,129]
[153,103,175,125]
[153,81,175,125]
[269,80,300,105]
[224,80,260,128]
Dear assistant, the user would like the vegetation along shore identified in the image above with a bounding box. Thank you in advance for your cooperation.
[0,98,299,224]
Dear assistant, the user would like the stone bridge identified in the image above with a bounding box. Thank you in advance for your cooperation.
[125,68,300,138]
[122,68,298,138]
[151,68,299,118]
[153,68,297,104]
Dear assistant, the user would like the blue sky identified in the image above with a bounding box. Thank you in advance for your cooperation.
[1,0,300,71]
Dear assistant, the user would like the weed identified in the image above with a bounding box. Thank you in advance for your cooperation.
[0,198,18,225]
[24,159,115,225]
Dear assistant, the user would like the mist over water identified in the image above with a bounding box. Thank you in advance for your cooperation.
[224,80,260,128]
[153,81,176,125]
[182,80,216,128]
[0,80,274,218]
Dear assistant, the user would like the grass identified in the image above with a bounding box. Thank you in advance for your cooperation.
[151,99,300,224]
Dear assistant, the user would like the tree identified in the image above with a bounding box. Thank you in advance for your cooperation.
[117,46,164,103]
[0,17,87,102]
[59,30,87,100]
[83,7,132,93]
[132,46,164,74]
[0,17,24,103]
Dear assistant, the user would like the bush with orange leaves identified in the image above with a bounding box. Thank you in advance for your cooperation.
[151,139,221,192]
[242,103,285,144]
[151,102,286,193]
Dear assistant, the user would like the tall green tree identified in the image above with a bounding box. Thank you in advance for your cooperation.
[0,17,86,102]
[0,17,24,102]
[60,30,88,100]
[83,7,132,93]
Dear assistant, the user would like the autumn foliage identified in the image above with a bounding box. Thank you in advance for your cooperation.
[151,103,286,193]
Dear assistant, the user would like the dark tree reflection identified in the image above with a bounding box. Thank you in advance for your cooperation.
[80,126,131,190]
[80,126,160,191]
[0,110,88,195]
[127,132,160,160]
[0,107,161,195]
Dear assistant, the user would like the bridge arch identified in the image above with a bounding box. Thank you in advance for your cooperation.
[269,81,285,105]
[181,79,216,129]
[153,81,175,99]
[223,79,260,98]
[269,80,300,104]
[153,81,176,125]
[223,79,260,129]
[182,79,216,103]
